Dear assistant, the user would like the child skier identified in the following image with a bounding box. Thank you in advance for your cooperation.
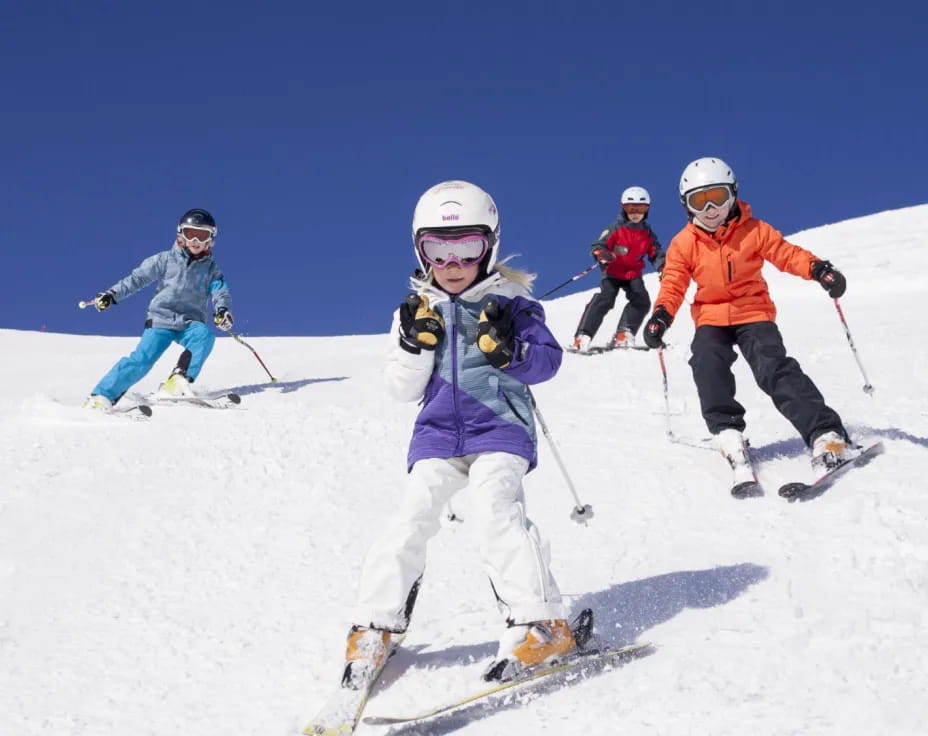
[83,208,233,409]
[642,157,857,491]
[345,180,574,686]
[571,186,665,352]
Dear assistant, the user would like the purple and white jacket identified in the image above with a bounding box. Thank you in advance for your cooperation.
[385,272,562,472]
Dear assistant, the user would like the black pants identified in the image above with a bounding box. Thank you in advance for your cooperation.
[689,322,846,446]
[576,276,651,338]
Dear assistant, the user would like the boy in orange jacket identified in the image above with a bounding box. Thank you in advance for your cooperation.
[642,157,856,493]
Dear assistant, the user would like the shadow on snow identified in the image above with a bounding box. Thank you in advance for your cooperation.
[224,376,348,396]
[378,562,768,734]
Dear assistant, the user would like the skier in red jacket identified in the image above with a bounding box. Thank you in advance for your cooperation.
[571,186,665,352]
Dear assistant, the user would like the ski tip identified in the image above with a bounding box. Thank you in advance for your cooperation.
[731,481,763,499]
[778,482,808,501]
[362,715,405,726]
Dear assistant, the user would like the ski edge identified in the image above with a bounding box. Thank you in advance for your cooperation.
[362,640,654,726]
[148,392,241,409]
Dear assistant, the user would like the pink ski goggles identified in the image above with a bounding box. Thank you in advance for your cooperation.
[416,230,489,269]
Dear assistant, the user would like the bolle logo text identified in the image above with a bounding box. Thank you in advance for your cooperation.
[442,214,460,221]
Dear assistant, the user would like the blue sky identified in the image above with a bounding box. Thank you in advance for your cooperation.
[2,1,925,337]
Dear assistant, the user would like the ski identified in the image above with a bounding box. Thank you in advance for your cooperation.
[778,441,885,502]
[149,392,241,409]
[565,344,651,355]
[731,480,763,499]
[103,403,152,420]
[303,637,403,736]
[305,608,594,735]
[363,640,654,727]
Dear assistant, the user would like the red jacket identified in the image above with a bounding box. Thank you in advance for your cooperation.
[591,217,665,281]
[655,201,819,327]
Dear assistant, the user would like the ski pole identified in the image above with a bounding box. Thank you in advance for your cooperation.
[538,264,598,300]
[78,297,98,309]
[657,347,674,438]
[832,298,874,395]
[230,330,279,383]
[527,388,593,523]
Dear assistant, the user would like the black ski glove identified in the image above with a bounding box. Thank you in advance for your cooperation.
[477,300,515,369]
[399,294,445,353]
[94,292,115,312]
[214,307,234,331]
[643,305,673,349]
[811,260,846,298]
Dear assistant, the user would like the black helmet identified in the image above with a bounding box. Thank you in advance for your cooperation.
[177,208,217,233]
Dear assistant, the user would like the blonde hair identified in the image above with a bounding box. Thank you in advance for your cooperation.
[494,257,536,291]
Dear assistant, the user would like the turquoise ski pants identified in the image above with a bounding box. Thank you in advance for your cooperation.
[91,322,215,402]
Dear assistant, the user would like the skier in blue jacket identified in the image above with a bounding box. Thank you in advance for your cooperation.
[83,208,233,409]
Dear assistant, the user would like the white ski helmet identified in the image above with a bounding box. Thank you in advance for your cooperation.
[678,157,738,203]
[621,186,651,206]
[411,180,500,272]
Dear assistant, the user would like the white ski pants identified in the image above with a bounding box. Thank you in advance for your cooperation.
[354,452,566,631]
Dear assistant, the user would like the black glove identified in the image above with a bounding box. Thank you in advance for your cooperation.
[94,292,115,312]
[811,260,846,298]
[477,300,515,369]
[214,307,234,331]
[399,294,445,353]
[643,305,673,349]
[592,247,616,265]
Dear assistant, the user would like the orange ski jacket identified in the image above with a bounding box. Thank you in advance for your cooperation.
[654,201,820,327]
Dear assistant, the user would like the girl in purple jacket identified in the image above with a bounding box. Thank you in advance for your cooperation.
[343,181,575,687]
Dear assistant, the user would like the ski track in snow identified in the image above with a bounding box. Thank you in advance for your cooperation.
[1,205,927,735]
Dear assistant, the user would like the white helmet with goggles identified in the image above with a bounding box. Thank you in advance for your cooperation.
[679,157,738,212]
[411,180,500,272]
[621,186,651,205]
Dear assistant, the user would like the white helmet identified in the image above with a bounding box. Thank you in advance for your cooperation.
[621,186,651,205]
[678,157,738,202]
[411,180,500,272]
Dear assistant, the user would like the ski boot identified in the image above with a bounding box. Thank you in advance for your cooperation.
[717,428,761,498]
[483,618,577,682]
[811,430,860,470]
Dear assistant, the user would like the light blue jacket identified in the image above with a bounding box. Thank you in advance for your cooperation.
[107,246,231,330]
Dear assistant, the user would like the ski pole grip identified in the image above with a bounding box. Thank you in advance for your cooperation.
[483,300,500,320]
[405,294,421,310]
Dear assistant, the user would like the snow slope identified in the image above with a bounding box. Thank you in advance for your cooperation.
[1,205,927,736]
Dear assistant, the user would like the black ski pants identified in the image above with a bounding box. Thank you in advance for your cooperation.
[689,321,846,446]
[576,275,651,338]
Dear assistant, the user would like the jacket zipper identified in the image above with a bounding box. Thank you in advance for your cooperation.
[450,297,464,455]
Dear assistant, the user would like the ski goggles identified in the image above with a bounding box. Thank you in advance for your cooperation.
[685,185,733,213]
[622,203,650,215]
[416,230,489,269]
[179,226,216,243]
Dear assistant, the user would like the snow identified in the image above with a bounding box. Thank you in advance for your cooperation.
[2,204,927,736]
